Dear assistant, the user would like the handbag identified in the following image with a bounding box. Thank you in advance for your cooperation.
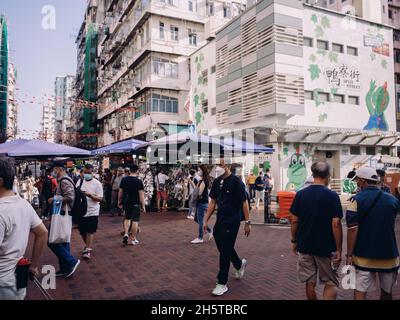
[48,203,72,244]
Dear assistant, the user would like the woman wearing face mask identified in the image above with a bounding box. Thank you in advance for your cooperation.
[191,165,213,244]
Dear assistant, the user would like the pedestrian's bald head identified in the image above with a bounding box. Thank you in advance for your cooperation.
[311,162,331,179]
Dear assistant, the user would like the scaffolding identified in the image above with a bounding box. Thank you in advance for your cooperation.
[82,23,98,148]
[0,15,8,143]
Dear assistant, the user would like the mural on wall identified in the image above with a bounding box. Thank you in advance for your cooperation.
[364,25,390,69]
[363,81,389,131]
[342,178,357,194]
[285,143,308,191]
[193,53,206,127]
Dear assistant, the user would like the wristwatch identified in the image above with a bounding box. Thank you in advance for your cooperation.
[245,220,252,225]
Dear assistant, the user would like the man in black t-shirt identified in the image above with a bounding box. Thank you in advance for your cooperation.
[118,164,145,246]
[290,162,343,300]
[204,159,251,297]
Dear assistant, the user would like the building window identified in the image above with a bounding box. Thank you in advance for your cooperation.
[366,146,376,156]
[350,146,361,155]
[152,57,179,78]
[304,91,314,100]
[389,9,393,19]
[211,107,216,115]
[381,146,390,155]
[188,0,197,12]
[170,25,179,41]
[317,40,329,51]
[159,22,165,40]
[318,92,330,102]
[332,43,344,53]
[210,65,216,74]
[167,0,179,6]
[396,74,400,84]
[348,96,359,105]
[189,29,197,46]
[347,46,358,56]
[202,70,208,86]
[395,49,400,63]
[303,37,313,47]
[223,3,231,18]
[202,99,208,113]
[151,94,178,113]
[207,0,214,16]
[333,94,345,103]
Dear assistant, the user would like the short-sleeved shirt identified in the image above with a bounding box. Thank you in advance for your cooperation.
[0,195,42,287]
[120,176,144,205]
[255,176,265,191]
[78,178,104,217]
[290,185,343,257]
[346,186,400,271]
[209,174,247,225]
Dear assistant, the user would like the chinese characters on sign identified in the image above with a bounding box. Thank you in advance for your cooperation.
[324,64,361,90]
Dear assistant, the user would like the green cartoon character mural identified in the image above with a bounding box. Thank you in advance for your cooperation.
[286,144,308,191]
[363,81,390,131]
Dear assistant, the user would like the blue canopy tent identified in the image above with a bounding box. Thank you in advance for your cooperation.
[91,138,145,156]
[0,139,91,158]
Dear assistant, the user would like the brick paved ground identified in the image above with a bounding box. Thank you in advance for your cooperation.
[26,209,400,300]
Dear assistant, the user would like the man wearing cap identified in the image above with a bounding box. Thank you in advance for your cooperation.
[346,166,400,300]
[47,161,80,278]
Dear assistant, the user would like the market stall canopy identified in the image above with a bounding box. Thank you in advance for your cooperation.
[91,138,145,155]
[0,139,91,158]
[141,132,274,154]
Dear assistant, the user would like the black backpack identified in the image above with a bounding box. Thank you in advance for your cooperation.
[60,177,87,220]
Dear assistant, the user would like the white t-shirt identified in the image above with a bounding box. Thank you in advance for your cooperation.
[78,178,104,217]
[155,173,169,186]
[0,195,42,287]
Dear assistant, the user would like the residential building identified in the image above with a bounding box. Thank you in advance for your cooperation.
[91,0,245,147]
[54,75,75,144]
[7,63,17,140]
[197,0,398,191]
[40,102,56,142]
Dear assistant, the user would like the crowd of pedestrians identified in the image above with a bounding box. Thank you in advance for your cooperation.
[1,154,400,300]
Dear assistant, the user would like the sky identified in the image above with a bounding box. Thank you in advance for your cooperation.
[0,0,87,137]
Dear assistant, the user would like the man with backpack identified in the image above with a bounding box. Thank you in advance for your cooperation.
[40,169,57,221]
[47,161,80,278]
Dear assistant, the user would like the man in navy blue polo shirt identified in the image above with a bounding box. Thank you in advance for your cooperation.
[203,159,251,296]
[346,167,400,300]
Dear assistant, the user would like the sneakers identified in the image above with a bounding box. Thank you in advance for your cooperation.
[130,239,139,246]
[55,270,68,277]
[191,238,204,244]
[65,260,80,278]
[208,229,214,241]
[123,234,129,245]
[82,248,92,260]
[235,259,247,280]
[212,284,228,296]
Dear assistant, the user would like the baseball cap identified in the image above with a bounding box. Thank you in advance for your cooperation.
[352,167,379,182]
[48,160,67,170]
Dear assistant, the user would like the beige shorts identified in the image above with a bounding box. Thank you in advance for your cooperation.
[297,254,340,287]
[355,269,398,293]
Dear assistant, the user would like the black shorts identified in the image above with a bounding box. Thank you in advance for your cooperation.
[124,204,141,222]
[78,216,99,235]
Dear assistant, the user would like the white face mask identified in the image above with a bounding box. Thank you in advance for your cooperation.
[215,166,226,178]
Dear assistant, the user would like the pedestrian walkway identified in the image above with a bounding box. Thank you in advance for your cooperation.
[26,211,400,300]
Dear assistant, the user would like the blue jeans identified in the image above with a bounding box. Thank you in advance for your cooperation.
[48,242,77,272]
[197,203,212,240]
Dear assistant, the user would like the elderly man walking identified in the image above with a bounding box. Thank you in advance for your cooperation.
[290,162,343,300]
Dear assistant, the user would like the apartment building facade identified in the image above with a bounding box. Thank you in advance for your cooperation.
[54,75,75,144]
[40,102,56,142]
[197,0,398,191]
[74,0,245,147]
[7,63,18,140]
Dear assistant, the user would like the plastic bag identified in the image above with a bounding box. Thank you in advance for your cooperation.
[48,196,72,244]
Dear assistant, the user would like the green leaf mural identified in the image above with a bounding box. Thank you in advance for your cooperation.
[317,49,327,56]
[330,87,338,95]
[197,75,203,85]
[283,147,289,156]
[313,88,324,107]
[309,54,317,62]
[263,161,271,171]
[200,92,206,101]
[311,14,318,24]
[321,16,331,29]
[370,53,376,61]
[318,113,328,123]
[252,165,259,176]
[194,94,199,107]
[195,112,202,125]
[308,64,321,81]
[328,51,338,63]
[315,26,324,39]
[381,60,388,69]
[197,63,201,72]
